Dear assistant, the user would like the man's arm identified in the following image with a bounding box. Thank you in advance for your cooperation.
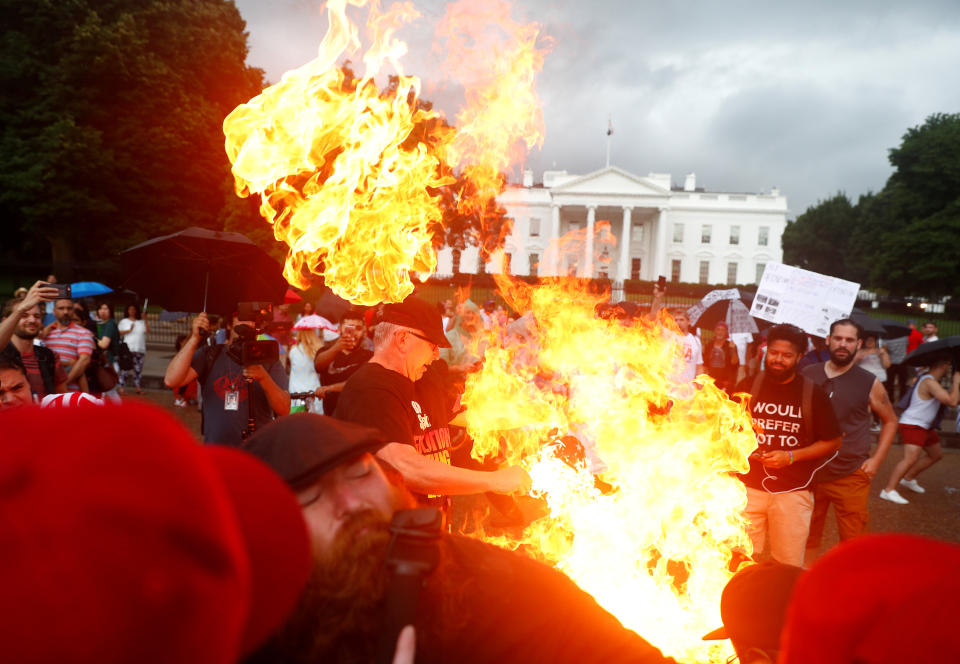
[761,435,841,469]
[65,354,91,386]
[862,379,898,477]
[164,314,206,388]
[377,443,530,496]
[924,371,960,408]
[313,337,344,372]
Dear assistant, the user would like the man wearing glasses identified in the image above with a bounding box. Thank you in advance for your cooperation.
[334,295,530,501]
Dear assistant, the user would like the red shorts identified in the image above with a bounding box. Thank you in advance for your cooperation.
[899,424,939,447]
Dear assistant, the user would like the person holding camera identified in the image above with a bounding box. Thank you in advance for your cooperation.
[313,308,372,415]
[0,281,68,400]
[164,310,290,445]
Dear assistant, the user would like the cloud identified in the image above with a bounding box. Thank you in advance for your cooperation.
[233,0,960,216]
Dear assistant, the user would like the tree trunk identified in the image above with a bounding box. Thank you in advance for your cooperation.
[47,233,76,282]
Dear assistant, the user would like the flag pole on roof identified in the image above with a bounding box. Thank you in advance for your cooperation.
[605,115,613,168]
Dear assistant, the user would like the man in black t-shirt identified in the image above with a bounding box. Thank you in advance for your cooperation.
[734,324,841,566]
[335,295,530,499]
[313,308,373,415]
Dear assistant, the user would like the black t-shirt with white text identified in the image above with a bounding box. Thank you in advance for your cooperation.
[734,373,841,493]
[318,345,372,415]
[334,361,453,466]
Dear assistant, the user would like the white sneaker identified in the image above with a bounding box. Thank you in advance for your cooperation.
[900,479,926,494]
[880,489,909,504]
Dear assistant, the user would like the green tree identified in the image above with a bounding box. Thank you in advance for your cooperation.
[781,193,861,280]
[870,113,960,296]
[0,0,266,279]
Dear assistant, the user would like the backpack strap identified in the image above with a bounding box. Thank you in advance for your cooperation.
[801,375,814,444]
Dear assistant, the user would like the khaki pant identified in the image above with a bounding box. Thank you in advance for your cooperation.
[806,469,871,550]
[744,487,814,566]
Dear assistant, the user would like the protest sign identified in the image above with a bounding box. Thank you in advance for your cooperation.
[750,263,860,337]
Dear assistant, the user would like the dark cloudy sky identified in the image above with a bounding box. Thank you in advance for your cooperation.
[233,0,960,217]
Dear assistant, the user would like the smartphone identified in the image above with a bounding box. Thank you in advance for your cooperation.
[44,283,71,299]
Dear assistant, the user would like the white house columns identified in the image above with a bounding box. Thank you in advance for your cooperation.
[583,205,596,278]
[649,207,666,279]
[550,204,561,274]
[618,206,633,282]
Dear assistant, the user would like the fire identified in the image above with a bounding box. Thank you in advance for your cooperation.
[223,0,547,305]
[461,276,759,663]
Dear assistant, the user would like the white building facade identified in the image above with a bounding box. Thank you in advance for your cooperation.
[435,166,787,286]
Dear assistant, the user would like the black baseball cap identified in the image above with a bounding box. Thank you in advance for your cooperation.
[702,561,804,651]
[380,295,451,348]
[244,414,386,491]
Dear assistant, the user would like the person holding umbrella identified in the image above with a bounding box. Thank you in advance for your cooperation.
[164,309,290,446]
[881,352,960,504]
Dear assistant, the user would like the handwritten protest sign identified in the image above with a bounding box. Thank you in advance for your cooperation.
[751,263,860,337]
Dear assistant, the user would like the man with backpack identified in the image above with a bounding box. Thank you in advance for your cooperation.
[880,353,960,504]
[801,319,899,562]
[164,311,289,445]
[733,323,842,566]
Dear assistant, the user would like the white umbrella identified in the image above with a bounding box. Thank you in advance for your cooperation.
[292,314,338,332]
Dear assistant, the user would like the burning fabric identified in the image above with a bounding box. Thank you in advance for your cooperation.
[460,276,759,663]
[223,0,546,305]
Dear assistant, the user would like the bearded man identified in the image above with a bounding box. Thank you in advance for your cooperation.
[733,324,842,566]
[0,281,67,398]
[801,319,898,562]
[244,414,677,664]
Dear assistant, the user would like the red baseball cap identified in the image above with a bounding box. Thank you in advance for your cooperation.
[780,534,960,663]
[0,402,311,664]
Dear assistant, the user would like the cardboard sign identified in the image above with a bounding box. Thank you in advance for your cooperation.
[751,263,860,338]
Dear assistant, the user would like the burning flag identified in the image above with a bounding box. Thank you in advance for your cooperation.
[223,0,547,305]
[461,275,759,663]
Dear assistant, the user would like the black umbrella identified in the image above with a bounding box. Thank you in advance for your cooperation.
[877,318,911,339]
[850,309,886,338]
[904,336,960,367]
[118,227,288,314]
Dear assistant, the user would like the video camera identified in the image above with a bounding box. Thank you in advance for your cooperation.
[227,301,280,367]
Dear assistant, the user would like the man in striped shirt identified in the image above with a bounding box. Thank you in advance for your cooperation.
[44,298,95,392]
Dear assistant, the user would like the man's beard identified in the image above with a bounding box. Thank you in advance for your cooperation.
[829,347,855,367]
[56,316,72,327]
[14,327,37,340]
[765,360,796,382]
[252,510,392,664]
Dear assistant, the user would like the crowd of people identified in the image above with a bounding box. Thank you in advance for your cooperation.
[2,276,959,663]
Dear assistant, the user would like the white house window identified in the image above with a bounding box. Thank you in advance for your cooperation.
[727,262,738,284]
[529,217,541,237]
[758,226,769,246]
[701,224,712,244]
[729,225,740,245]
[631,223,643,243]
[699,260,710,284]
[529,254,539,277]
[671,259,681,282]
[672,223,684,243]
[755,263,766,284]
[631,257,642,280]
[503,253,512,275]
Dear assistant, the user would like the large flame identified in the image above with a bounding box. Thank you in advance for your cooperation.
[223,0,546,304]
[462,275,759,663]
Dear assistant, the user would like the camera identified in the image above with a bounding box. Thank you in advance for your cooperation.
[227,302,280,366]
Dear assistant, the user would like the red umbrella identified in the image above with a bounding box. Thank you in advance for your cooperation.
[283,289,302,304]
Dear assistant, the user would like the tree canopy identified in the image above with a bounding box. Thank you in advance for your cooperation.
[782,113,960,297]
[0,0,268,279]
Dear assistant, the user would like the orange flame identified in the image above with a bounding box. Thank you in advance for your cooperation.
[223,0,547,305]
[462,276,758,663]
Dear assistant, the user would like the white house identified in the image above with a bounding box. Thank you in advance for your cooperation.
[435,166,787,286]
